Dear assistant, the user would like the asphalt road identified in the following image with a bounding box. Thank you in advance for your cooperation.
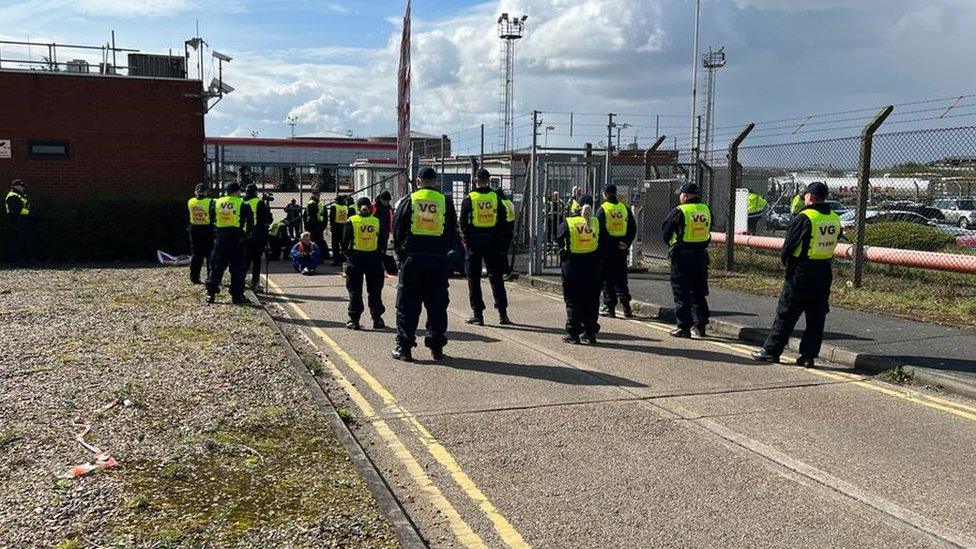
[263,263,976,548]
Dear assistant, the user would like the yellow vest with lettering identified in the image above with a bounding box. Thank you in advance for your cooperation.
[349,214,379,252]
[567,216,600,254]
[469,190,498,228]
[600,201,628,237]
[334,203,350,224]
[6,191,30,216]
[793,209,840,260]
[503,199,516,223]
[215,196,243,229]
[410,188,447,236]
[187,196,212,225]
[670,203,711,245]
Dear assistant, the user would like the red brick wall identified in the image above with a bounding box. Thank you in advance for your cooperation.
[0,70,204,201]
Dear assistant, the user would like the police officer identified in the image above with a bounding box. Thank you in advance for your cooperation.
[329,194,354,266]
[391,167,458,362]
[267,219,290,260]
[596,184,636,318]
[662,182,712,338]
[460,169,511,326]
[5,179,32,264]
[566,185,582,217]
[303,190,329,260]
[752,181,840,367]
[284,198,303,240]
[343,197,388,330]
[556,195,601,345]
[206,182,254,304]
[243,184,273,290]
[187,183,215,284]
[746,191,768,234]
[790,192,804,215]
[497,188,516,275]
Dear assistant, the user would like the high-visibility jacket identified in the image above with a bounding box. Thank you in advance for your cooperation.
[187,196,213,225]
[215,196,244,229]
[566,215,600,254]
[790,194,804,215]
[269,221,288,238]
[410,188,447,236]
[469,190,499,228]
[793,209,841,260]
[669,203,711,246]
[568,198,580,215]
[600,201,628,237]
[348,214,380,252]
[747,193,768,215]
[502,199,516,223]
[333,203,351,225]
[5,191,30,216]
[308,199,325,223]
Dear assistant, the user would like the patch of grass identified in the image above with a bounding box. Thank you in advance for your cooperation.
[336,406,354,424]
[302,352,325,376]
[124,495,150,512]
[54,540,84,549]
[881,365,915,384]
[0,430,21,450]
[156,325,224,351]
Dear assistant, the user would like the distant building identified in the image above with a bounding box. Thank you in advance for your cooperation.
[369,131,451,158]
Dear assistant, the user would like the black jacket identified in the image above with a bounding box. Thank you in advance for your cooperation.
[662,199,711,251]
[303,199,323,230]
[244,196,273,230]
[392,188,458,258]
[5,192,28,221]
[594,200,636,254]
[459,187,510,252]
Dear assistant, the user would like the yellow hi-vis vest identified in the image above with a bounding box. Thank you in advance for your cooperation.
[333,203,350,224]
[469,190,498,228]
[790,194,804,214]
[187,196,212,225]
[5,191,30,215]
[670,203,711,245]
[747,193,768,215]
[410,188,447,236]
[349,214,379,252]
[793,209,841,260]
[215,195,244,228]
[567,215,599,254]
[601,201,628,237]
[308,199,325,223]
[503,199,516,222]
[568,198,580,214]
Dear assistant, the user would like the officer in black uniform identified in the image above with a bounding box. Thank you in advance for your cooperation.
[556,195,602,345]
[329,195,353,266]
[752,181,841,367]
[5,179,32,264]
[459,168,511,326]
[391,167,458,362]
[596,184,636,318]
[206,182,254,304]
[496,188,517,275]
[342,197,389,330]
[303,190,329,261]
[661,182,712,338]
[186,183,215,284]
[243,184,273,290]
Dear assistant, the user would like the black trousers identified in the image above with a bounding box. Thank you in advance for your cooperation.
[670,248,710,330]
[188,226,214,283]
[465,247,508,313]
[396,255,450,350]
[287,219,301,240]
[268,234,289,261]
[330,223,346,265]
[5,218,31,263]
[309,225,329,259]
[763,262,832,358]
[601,251,631,309]
[244,230,268,285]
[346,254,386,321]
[206,232,246,298]
[562,257,602,337]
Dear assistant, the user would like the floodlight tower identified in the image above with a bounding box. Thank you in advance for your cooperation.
[497,13,527,153]
[701,46,726,162]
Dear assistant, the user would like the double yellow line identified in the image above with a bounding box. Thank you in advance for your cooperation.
[267,279,530,549]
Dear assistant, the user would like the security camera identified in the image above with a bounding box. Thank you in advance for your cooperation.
[212,51,233,62]
[209,77,235,94]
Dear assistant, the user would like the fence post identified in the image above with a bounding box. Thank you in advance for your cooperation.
[725,123,755,270]
[644,135,667,180]
[851,105,894,288]
[605,113,615,186]
[529,110,540,275]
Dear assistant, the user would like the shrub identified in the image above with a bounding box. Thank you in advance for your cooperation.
[862,222,955,252]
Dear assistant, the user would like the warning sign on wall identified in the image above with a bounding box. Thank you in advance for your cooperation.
[0,140,10,159]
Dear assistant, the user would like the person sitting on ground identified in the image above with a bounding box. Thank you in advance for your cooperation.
[267,219,291,260]
[290,231,321,275]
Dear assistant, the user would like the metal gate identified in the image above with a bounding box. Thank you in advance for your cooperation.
[538,162,597,270]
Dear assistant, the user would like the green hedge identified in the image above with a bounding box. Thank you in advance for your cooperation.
[863,222,955,252]
[1,197,187,262]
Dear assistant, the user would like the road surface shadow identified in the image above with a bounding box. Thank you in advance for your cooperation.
[592,340,758,366]
[265,292,348,304]
[500,323,660,343]
[432,357,647,387]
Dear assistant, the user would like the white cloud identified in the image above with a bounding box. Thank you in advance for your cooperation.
[73,0,195,17]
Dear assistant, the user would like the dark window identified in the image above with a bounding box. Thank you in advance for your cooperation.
[28,140,69,159]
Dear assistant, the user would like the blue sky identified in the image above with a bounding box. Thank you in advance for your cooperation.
[2,0,975,152]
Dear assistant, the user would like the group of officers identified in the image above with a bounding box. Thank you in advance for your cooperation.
[185,169,841,367]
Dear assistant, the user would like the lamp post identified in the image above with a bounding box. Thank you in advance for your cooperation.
[544,125,554,147]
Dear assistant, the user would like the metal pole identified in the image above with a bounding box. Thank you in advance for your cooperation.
[851,105,893,288]
[605,113,615,187]
[529,110,540,275]
[656,115,660,138]
[689,0,701,151]
[480,124,484,166]
[644,135,667,180]
[440,134,446,186]
[725,123,755,270]
[111,30,117,70]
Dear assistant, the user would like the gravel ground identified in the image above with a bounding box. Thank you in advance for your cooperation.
[0,266,398,548]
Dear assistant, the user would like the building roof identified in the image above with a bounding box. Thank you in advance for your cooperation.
[295,131,356,140]
[206,136,395,150]
[370,131,443,140]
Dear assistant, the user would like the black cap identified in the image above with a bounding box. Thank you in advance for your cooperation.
[578,194,594,207]
[245,183,258,193]
[225,182,241,193]
[377,190,392,201]
[603,184,617,195]
[419,167,438,182]
[677,182,701,196]
[336,194,347,203]
[11,179,25,188]
[476,168,491,181]
[357,196,372,209]
[802,181,829,198]
[194,183,207,193]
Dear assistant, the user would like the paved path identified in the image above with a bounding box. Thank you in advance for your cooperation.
[263,264,976,548]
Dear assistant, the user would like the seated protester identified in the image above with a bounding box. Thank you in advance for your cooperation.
[290,231,322,275]
[267,219,291,260]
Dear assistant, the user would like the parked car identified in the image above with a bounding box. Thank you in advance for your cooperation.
[824,200,850,215]
[765,204,792,230]
[933,197,976,228]
[838,210,976,247]
[878,200,946,221]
